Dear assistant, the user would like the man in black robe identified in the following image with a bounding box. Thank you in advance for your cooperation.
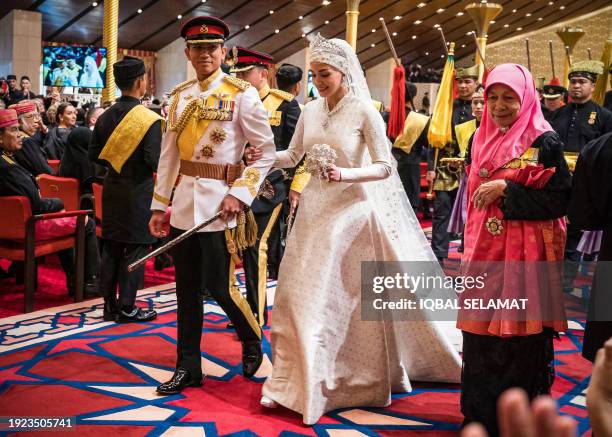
[89,57,162,323]
[568,131,612,362]
[549,60,612,292]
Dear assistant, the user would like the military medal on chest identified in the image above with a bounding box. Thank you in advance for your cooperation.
[588,112,596,125]
[198,126,228,159]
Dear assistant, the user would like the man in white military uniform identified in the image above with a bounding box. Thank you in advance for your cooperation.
[149,16,275,395]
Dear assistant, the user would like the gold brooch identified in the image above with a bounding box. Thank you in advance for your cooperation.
[233,168,261,196]
[200,145,215,159]
[588,112,596,125]
[479,168,489,178]
[485,217,504,236]
[209,126,227,145]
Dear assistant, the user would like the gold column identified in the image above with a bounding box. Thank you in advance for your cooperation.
[346,0,360,51]
[556,27,585,89]
[465,2,502,82]
[102,0,119,103]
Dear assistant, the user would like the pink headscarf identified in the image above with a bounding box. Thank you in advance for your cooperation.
[471,64,552,176]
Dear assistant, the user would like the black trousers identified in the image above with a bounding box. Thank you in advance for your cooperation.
[266,204,284,279]
[98,240,148,306]
[563,221,583,290]
[461,330,555,437]
[395,154,421,211]
[242,203,283,325]
[432,189,457,259]
[170,227,260,379]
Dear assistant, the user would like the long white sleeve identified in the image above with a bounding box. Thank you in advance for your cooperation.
[340,106,392,183]
[275,111,305,168]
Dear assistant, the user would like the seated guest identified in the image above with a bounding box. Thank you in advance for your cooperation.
[85,106,105,130]
[44,102,76,159]
[10,100,53,176]
[0,109,100,294]
[459,64,570,436]
[59,127,97,193]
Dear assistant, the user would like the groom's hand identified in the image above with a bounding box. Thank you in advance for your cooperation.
[244,146,263,165]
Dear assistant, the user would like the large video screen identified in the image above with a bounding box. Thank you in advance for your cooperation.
[43,45,107,88]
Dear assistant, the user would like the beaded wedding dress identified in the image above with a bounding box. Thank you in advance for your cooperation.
[261,35,462,425]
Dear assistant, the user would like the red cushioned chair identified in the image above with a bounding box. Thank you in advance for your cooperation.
[36,174,81,212]
[47,159,60,174]
[0,196,89,313]
[92,182,103,238]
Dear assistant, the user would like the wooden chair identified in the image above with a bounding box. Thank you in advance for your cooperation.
[92,182,103,238]
[37,174,81,211]
[0,196,89,313]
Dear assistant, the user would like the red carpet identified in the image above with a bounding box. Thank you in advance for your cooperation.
[0,225,596,435]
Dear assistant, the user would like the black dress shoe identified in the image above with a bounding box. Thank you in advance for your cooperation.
[242,340,263,378]
[156,368,203,395]
[116,307,157,323]
[103,297,118,322]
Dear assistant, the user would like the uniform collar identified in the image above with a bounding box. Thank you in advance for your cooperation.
[570,99,591,109]
[259,84,270,101]
[198,68,222,91]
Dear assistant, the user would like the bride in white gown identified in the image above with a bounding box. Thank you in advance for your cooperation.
[260,34,462,425]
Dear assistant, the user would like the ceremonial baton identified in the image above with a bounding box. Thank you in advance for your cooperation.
[127,211,222,272]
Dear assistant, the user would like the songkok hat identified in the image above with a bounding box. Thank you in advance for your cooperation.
[456,65,479,80]
[230,47,273,73]
[6,74,16,81]
[472,86,485,99]
[180,16,229,45]
[276,64,303,85]
[10,101,37,116]
[0,109,18,128]
[113,56,145,83]
[568,60,604,82]
[542,84,567,99]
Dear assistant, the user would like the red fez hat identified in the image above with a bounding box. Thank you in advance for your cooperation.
[180,16,229,44]
[0,109,18,128]
[10,101,37,116]
[230,47,273,73]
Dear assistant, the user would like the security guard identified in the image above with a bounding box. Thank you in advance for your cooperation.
[149,17,276,395]
[428,65,478,260]
[231,48,301,325]
[90,56,163,323]
[549,60,612,292]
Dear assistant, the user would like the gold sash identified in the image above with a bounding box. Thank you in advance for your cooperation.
[454,118,477,157]
[263,92,285,127]
[99,105,164,173]
[175,80,240,160]
[393,111,430,154]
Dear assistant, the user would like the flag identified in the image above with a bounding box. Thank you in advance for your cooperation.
[428,46,455,149]
[387,65,406,139]
[593,38,611,106]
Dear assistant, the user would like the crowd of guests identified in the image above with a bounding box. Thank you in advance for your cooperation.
[1,52,612,435]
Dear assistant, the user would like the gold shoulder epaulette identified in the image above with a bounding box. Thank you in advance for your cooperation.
[1,154,15,165]
[170,79,197,96]
[223,75,250,91]
[269,88,294,102]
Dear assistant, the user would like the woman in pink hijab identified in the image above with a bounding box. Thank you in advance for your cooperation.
[458,64,571,436]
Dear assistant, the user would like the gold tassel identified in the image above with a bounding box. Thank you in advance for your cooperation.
[224,229,242,265]
[235,210,258,251]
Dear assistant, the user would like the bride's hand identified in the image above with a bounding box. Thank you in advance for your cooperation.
[326,165,342,182]
[244,146,262,165]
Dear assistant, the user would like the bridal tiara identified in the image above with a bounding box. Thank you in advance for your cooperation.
[309,33,348,75]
